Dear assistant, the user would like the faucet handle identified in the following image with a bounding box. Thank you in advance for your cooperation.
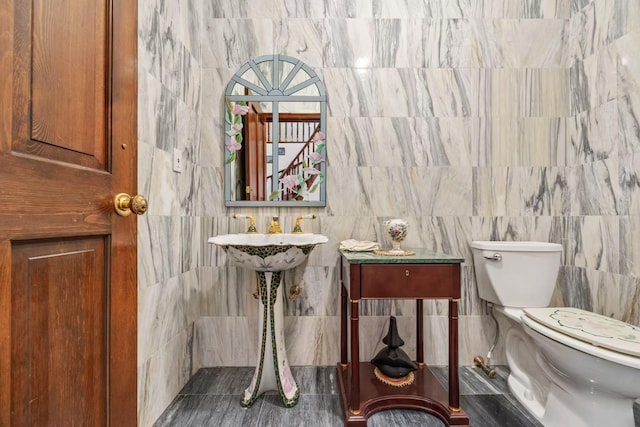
[233,214,257,233]
[268,216,282,234]
[292,214,317,234]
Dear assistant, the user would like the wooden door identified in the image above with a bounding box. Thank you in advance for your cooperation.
[0,0,138,426]
[244,104,266,200]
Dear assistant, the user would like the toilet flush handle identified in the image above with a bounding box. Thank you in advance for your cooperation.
[483,253,502,262]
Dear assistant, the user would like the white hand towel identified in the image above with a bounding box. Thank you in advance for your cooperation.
[339,239,380,252]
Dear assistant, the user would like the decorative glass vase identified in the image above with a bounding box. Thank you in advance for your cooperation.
[383,219,408,254]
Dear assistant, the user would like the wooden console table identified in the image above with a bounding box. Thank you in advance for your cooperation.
[337,249,470,426]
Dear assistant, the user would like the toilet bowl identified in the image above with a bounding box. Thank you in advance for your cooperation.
[471,241,640,427]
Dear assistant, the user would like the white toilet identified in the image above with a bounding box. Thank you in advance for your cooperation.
[471,240,640,427]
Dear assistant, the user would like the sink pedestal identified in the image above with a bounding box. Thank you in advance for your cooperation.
[207,233,329,408]
[242,271,298,408]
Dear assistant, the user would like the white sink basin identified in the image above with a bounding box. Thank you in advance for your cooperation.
[208,233,328,272]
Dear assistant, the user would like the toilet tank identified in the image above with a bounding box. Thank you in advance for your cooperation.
[471,241,562,308]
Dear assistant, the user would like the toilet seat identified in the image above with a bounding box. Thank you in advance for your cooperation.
[523,307,640,369]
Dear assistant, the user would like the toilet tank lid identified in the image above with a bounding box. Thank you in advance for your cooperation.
[471,241,562,252]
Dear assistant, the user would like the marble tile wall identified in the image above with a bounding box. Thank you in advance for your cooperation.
[137,0,204,425]
[557,0,640,323]
[136,0,640,425]
[194,0,578,375]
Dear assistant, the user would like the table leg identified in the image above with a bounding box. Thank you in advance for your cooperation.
[416,299,424,365]
[349,299,360,414]
[448,298,460,411]
[340,284,347,365]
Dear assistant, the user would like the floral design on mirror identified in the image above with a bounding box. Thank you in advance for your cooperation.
[225,100,249,164]
[224,55,327,207]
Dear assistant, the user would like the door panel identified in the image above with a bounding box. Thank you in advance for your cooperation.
[13,0,107,168]
[30,0,107,163]
[0,0,138,425]
[11,238,108,426]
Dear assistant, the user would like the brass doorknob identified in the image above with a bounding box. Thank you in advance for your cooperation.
[114,193,148,216]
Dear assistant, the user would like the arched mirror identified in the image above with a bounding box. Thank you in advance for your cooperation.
[224,54,327,207]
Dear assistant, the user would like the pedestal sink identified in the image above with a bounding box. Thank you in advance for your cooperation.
[208,233,328,408]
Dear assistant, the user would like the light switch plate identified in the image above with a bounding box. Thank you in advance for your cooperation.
[173,148,184,173]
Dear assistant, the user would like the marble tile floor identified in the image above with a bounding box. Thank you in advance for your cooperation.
[154,365,560,427]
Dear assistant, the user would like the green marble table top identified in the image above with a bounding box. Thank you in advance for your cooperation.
[340,248,464,264]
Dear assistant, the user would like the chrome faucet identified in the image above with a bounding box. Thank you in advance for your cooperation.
[268,216,282,234]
